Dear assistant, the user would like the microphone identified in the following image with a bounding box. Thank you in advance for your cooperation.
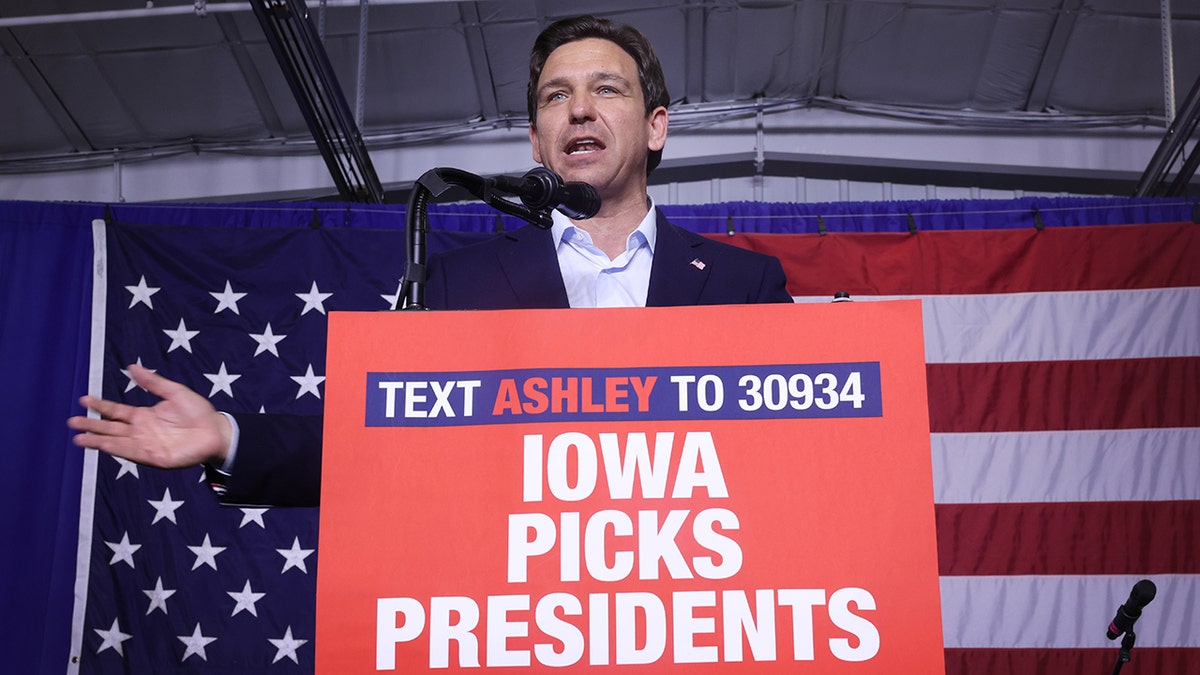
[1107,579,1157,639]
[489,167,601,220]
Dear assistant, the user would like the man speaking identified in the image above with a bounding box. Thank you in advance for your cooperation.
[68,15,792,506]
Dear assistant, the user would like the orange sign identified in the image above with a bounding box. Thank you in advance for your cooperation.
[316,302,943,673]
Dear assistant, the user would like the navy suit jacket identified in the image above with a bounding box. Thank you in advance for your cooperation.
[219,212,791,505]
[425,210,791,310]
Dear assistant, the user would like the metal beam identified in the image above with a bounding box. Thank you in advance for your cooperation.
[459,2,500,120]
[0,28,93,151]
[683,0,705,104]
[648,151,1178,197]
[213,13,286,138]
[1135,71,1200,196]
[351,152,1179,206]
[0,0,457,29]
[1024,0,1085,112]
[250,0,384,202]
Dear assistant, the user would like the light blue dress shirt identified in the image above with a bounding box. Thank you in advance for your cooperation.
[550,200,658,308]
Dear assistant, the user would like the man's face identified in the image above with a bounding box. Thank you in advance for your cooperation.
[529,38,668,204]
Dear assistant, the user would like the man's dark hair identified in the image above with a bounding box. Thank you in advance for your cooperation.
[527,15,670,173]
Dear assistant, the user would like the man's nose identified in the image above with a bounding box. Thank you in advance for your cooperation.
[569,93,596,123]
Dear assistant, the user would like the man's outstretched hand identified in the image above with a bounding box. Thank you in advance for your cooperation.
[68,363,232,469]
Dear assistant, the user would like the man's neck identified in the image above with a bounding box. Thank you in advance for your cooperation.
[573,191,652,260]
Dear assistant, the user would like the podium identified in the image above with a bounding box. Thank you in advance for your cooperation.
[315,302,944,673]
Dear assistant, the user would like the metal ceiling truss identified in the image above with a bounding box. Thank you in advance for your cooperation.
[249,0,384,202]
[1135,72,1200,197]
[1135,0,1200,197]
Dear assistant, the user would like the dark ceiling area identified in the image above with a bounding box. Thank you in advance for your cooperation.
[2,1,1199,195]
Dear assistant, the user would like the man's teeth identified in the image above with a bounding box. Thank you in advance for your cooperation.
[568,141,599,155]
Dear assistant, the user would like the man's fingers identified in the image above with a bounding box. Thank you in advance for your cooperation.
[68,415,130,438]
[71,431,110,451]
[70,430,134,457]
[68,412,137,457]
[127,363,186,400]
[77,395,136,423]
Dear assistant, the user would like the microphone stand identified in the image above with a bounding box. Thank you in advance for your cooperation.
[398,167,555,311]
[1110,630,1136,675]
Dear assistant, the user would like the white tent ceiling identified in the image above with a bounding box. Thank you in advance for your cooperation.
[2,0,1197,203]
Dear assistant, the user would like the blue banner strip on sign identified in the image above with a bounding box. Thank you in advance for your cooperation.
[365,363,882,427]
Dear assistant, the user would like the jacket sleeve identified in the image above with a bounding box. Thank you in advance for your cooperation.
[206,413,324,507]
[757,255,794,304]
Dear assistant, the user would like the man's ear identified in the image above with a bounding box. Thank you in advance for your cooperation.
[529,124,543,164]
[647,106,668,152]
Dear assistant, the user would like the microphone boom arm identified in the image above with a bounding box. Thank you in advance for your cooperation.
[399,167,555,310]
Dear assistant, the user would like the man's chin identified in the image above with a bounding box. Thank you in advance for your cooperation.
[554,170,606,191]
[547,155,606,181]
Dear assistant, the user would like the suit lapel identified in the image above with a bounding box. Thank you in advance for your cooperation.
[647,212,709,306]
[497,226,571,308]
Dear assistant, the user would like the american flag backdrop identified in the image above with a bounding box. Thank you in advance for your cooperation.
[766,218,1200,672]
[75,217,461,672]
[69,202,1197,673]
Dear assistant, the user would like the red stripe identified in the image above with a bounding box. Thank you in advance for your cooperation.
[945,648,1197,674]
[725,222,1200,295]
[936,501,1200,576]
[926,357,1200,433]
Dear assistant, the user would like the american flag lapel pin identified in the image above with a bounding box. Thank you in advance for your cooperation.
[690,258,707,270]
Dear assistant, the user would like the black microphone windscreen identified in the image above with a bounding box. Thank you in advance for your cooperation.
[1106,579,1158,639]
[1130,579,1157,607]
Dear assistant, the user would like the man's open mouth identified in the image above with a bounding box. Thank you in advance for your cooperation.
[566,138,603,155]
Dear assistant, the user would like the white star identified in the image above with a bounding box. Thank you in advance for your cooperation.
[163,318,199,353]
[210,280,247,315]
[381,279,404,309]
[120,358,155,393]
[203,362,241,398]
[143,576,176,615]
[239,508,268,529]
[228,580,266,617]
[94,618,133,656]
[291,364,325,400]
[277,537,314,574]
[269,626,309,664]
[296,281,332,315]
[148,487,185,525]
[177,623,216,662]
[125,275,160,309]
[187,534,226,571]
[249,323,287,357]
[105,531,140,568]
[114,457,140,480]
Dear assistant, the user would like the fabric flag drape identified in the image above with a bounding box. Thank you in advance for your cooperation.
[74,218,485,672]
[779,221,1200,672]
[50,200,1198,674]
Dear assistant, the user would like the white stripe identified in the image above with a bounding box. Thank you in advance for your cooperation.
[67,220,107,675]
[794,287,1200,363]
[932,428,1200,504]
[940,574,1200,649]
